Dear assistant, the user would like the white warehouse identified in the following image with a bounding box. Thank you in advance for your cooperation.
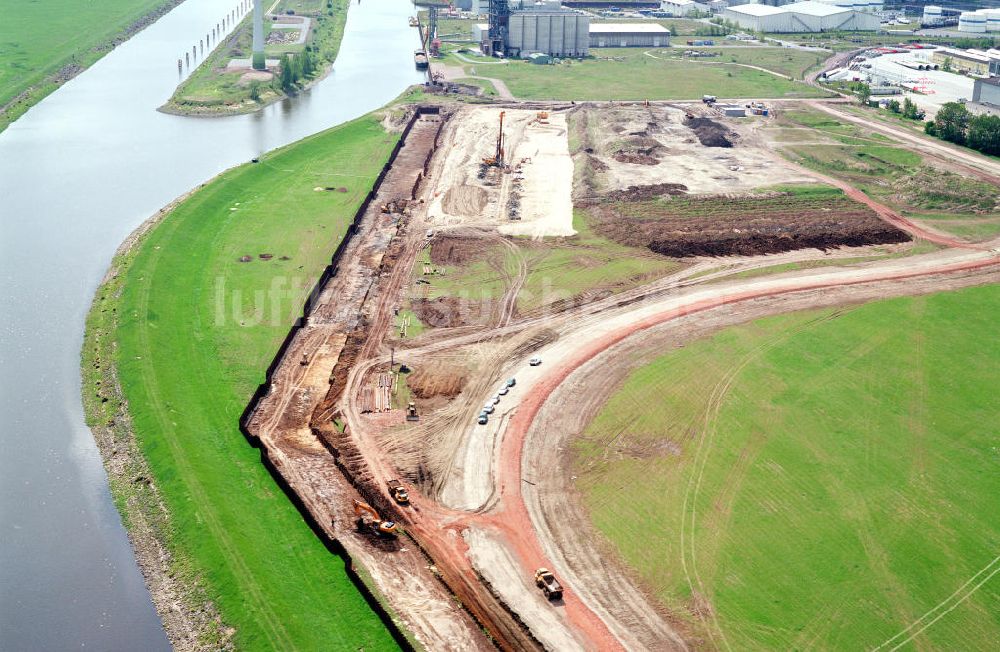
[722,1,880,32]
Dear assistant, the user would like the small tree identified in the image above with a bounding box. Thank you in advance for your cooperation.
[902,97,919,120]
[279,54,295,92]
[934,102,970,145]
[941,56,953,73]
[249,79,262,102]
[924,120,937,136]
[967,114,1000,156]
[856,82,871,106]
[887,99,901,113]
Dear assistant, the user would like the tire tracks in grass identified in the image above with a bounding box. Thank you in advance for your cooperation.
[679,309,847,651]
[131,229,297,651]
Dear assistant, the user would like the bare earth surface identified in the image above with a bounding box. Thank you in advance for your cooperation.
[241,100,1000,650]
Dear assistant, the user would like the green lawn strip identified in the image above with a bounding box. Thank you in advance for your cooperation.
[166,0,347,114]
[102,115,402,650]
[461,49,830,101]
[0,0,180,131]
[574,285,1000,649]
[664,46,827,79]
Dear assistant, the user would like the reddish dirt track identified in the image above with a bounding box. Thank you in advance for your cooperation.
[485,255,999,648]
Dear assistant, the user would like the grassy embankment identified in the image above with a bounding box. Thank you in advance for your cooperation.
[0,0,180,132]
[775,108,1000,240]
[82,115,403,650]
[447,47,831,100]
[573,284,1000,650]
[163,0,348,115]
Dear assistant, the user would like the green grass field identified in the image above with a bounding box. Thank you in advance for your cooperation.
[83,115,402,650]
[663,46,827,79]
[573,285,1000,649]
[454,48,830,101]
[0,0,176,131]
[777,110,1000,240]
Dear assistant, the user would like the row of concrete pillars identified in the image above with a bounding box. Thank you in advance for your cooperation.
[177,0,256,73]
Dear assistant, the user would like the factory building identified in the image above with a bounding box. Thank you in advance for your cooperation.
[971,76,1000,115]
[589,23,671,47]
[722,1,879,33]
[931,47,995,76]
[506,1,590,57]
[659,0,709,16]
[923,5,943,25]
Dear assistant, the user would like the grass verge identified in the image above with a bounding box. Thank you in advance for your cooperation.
[81,113,404,650]
[573,284,1000,650]
[454,48,831,101]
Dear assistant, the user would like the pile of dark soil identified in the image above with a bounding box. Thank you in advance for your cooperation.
[684,116,735,148]
[591,191,910,257]
[604,183,688,202]
[411,297,489,328]
[408,366,466,399]
[429,235,494,266]
[611,135,667,165]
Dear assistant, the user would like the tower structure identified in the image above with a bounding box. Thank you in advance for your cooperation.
[487,0,510,56]
[252,0,265,70]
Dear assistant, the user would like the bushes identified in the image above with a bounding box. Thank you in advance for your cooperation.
[924,102,1000,157]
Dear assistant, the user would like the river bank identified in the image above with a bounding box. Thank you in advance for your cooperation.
[80,112,409,650]
[0,0,186,133]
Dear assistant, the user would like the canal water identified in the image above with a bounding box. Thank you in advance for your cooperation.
[0,0,423,648]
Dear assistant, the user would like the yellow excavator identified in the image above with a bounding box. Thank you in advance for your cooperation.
[353,499,398,537]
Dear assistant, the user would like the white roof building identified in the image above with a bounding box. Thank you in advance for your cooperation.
[722,1,879,32]
[660,0,709,17]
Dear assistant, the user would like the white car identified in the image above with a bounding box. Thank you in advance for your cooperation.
[529,357,542,366]
[477,414,488,425]
[483,404,495,414]
[498,386,509,396]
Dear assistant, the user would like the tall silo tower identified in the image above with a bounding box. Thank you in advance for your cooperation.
[252,0,265,70]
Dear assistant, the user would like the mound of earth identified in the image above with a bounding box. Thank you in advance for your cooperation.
[407,366,466,399]
[411,297,489,328]
[429,235,494,266]
[442,184,489,215]
[684,116,735,148]
[591,191,910,257]
[603,183,688,202]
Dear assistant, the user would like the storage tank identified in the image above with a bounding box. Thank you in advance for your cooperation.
[959,11,987,33]
[984,8,1000,32]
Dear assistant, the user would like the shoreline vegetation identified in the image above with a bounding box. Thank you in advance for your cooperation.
[160,0,349,117]
[0,0,186,133]
[81,112,408,650]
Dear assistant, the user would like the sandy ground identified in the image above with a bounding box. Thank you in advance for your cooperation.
[586,105,817,195]
[427,107,574,237]
[463,526,586,651]
[499,112,576,238]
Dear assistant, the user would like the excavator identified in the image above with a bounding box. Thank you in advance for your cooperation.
[353,499,397,537]
[482,111,505,167]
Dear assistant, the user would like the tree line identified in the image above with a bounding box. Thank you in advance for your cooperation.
[925,102,1000,157]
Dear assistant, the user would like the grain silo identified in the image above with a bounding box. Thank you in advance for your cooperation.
[505,1,590,57]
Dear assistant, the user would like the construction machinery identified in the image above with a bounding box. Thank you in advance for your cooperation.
[353,499,397,537]
[534,568,563,600]
[406,401,419,422]
[387,480,410,505]
[482,111,505,167]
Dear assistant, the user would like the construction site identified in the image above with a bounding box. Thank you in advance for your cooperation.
[241,97,1000,650]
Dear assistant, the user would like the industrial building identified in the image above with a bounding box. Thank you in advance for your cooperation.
[721,1,880,32]
[743,0,881,8]
[970,76,1000,115]
[589,23,670,47]
[659,0,709,16]
[931,47,997,76]
[507,6,589,56]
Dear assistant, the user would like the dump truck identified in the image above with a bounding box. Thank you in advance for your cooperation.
[387,480,410,505]
[534,568,563,600]
[353,499,397,537]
